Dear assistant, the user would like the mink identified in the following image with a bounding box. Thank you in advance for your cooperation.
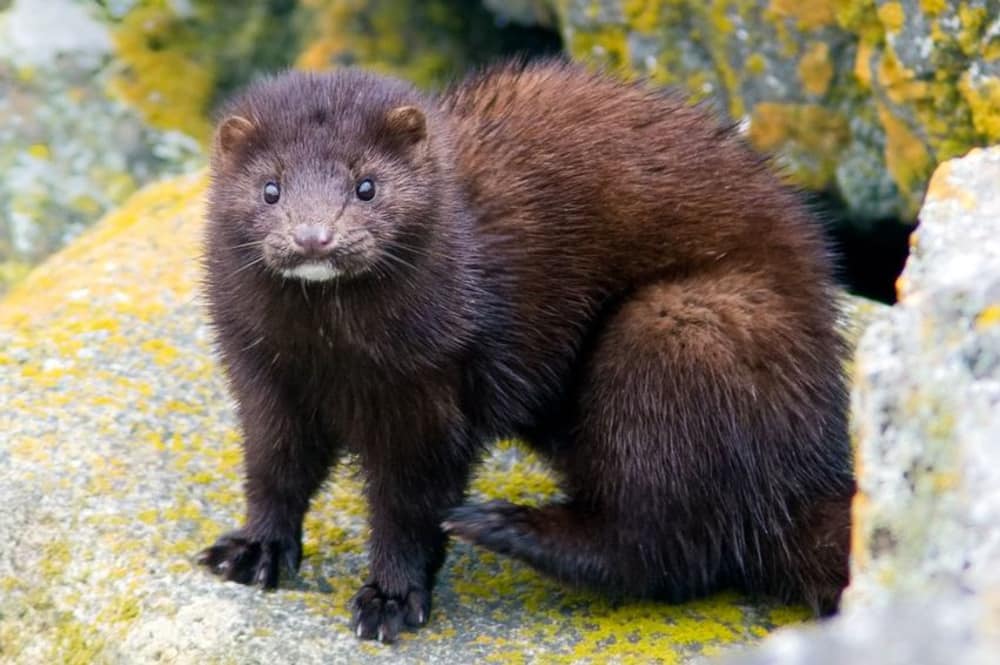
[197,59,854,642]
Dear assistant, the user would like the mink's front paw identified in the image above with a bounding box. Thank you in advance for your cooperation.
[196,529,301,589]
[349,582,430,642]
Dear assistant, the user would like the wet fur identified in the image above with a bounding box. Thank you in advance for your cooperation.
[198,59,854,641]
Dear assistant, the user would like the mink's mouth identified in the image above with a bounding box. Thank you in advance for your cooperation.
[280,261,343,282]
[261,231,378,283]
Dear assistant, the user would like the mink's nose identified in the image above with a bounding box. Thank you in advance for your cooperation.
[291,224,334,257]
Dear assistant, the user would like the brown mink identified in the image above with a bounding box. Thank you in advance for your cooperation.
[197,58,854,642]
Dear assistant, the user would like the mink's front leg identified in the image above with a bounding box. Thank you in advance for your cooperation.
[350,426,475,642]
[198,355,339,589]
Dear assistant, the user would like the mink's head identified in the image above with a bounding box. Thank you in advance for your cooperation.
[207,69,445,283]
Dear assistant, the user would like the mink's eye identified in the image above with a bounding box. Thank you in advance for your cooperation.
[356,178,376,201]
[263,182,280,204]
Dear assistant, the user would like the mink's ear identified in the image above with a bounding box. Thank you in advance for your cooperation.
[216,116,256,157]
[384,106,427,147]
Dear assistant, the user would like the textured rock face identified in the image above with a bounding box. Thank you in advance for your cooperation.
[0,174,814,664]
[494,0,1000,224]
[850,145,1000,604]
[725,146,1000,664]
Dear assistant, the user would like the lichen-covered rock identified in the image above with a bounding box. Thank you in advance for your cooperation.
[0,173,819,664]
[722,145,1000,664]
[504,0,1000,224]
[0,0,201,292]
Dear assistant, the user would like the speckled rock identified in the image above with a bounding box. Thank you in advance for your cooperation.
[723,146,1000,664]
[849,145,1000,604]
[499,0,1000,224]
[0,173,822,664]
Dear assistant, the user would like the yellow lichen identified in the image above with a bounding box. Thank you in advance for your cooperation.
[27,143,51,160]
[746,53,767,76]
[875,48,930,108]
[623,0,664,33]
[748,103,851,189]
[919,0,947,16]
[957,4,988,56]
[798,42,834,96]
[570,25,631,72]
[767,0,835,31]
[108,5,214,142]
[876,103,934,215]
[976,305,1000,330]
[959,74,1000,142]
[876,2,905,33]
[854,41,874,89]
[833,0,885,45]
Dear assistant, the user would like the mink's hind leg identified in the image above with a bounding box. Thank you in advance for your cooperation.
[446,275,853,609]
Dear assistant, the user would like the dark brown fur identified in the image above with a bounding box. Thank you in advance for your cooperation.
[197,59,854,641]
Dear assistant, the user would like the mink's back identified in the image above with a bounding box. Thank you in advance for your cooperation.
[437,59,845,408]
[440,60,835,296]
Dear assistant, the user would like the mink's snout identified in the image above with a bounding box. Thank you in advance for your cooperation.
[290,224,335,259]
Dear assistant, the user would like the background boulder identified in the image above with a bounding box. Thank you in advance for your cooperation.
[489,0,1000,225]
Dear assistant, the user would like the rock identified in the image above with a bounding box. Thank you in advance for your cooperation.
[849,144,1000,604]
[0,0,202,292]
[498,1,1000,225]
[722,145,1000,664]
[0,172,820,663]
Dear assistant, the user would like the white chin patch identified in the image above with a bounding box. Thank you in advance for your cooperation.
[281,262,341,282]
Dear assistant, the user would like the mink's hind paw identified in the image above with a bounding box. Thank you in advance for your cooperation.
[196,529,302,590]
[442,500,537,555]
[349,583,430,642]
